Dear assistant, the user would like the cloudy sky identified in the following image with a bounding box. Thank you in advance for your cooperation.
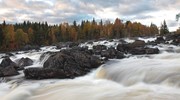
[0,0,179,31]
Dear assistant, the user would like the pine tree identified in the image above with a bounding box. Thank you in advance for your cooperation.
[160,20,169,35]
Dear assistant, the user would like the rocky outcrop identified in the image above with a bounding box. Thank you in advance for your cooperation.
[166,34,180,45]
[117,40,159,55]
[0,57,19,77]
[24,48,102,79]
[0,65,19,77]
[1,57,18,69]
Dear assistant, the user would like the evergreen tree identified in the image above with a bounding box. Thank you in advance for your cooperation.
[0,27,3,46]
[160,20,169,35]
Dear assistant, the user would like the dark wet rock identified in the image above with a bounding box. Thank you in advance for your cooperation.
[56,42,79,49]
[109,39,114,42]
[117,41,159,55]
[145,48,159,54]
[0,65,19,77]
[17,57,33,69]
[56,42,67,49]
[129,40,146,48]
[164,34,180,45]
[165,34,179,41]
[24,68,70,79]
[38,49,103,79]
[116,51,125,59]
[101,47,116,59]
[117,40,145,53]
[129,47,146,55]
[130,47,159,55]
[1,57,18,69]
[93,45,107,55]
[147,41,157,46]
[155,36,165,44]
[100,47,125,59]
[68,42,79,48]
[0,57,19,77]
[116,43,128,53]
[93,45,107,51]
[22,45,40,51]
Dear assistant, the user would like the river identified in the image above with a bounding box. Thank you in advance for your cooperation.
[1,38,180,100]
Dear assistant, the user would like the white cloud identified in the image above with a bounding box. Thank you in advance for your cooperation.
[0,0,179,31]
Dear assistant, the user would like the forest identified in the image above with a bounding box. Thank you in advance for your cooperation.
[0,18,179,51]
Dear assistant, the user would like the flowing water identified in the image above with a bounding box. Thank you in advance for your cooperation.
[1,39,180,100]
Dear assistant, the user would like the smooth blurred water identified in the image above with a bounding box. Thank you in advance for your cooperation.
[0,38,180,100]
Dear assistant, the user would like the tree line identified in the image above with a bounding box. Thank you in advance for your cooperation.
[0,18,177,51]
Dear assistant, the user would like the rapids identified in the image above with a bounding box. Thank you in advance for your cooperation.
[1,38,180,100]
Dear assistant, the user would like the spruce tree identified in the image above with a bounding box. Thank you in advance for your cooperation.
[160,20,169,35]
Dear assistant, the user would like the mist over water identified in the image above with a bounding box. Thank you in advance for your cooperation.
[1,40,180,100]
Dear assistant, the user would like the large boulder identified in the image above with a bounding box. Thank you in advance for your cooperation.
[117,40,145,53]
[0,57,19,77]
[44,49,102,74]
[128,40,146,48]
[116,43,128,53]
[24,49,103,79]
[0,65,19,77]
[17,57,33,70]
[1,57,18,69]
[24,68,70,79]
[166,34,180,45]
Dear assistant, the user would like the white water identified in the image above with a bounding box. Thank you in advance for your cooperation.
[0,38,180,100]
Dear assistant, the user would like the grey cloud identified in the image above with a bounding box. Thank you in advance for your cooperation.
[0,0,179,29]
[132,15,154,20]
[167,20,179,27]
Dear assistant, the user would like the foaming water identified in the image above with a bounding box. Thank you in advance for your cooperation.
[1,42,180,100]
[100,53,180,87]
